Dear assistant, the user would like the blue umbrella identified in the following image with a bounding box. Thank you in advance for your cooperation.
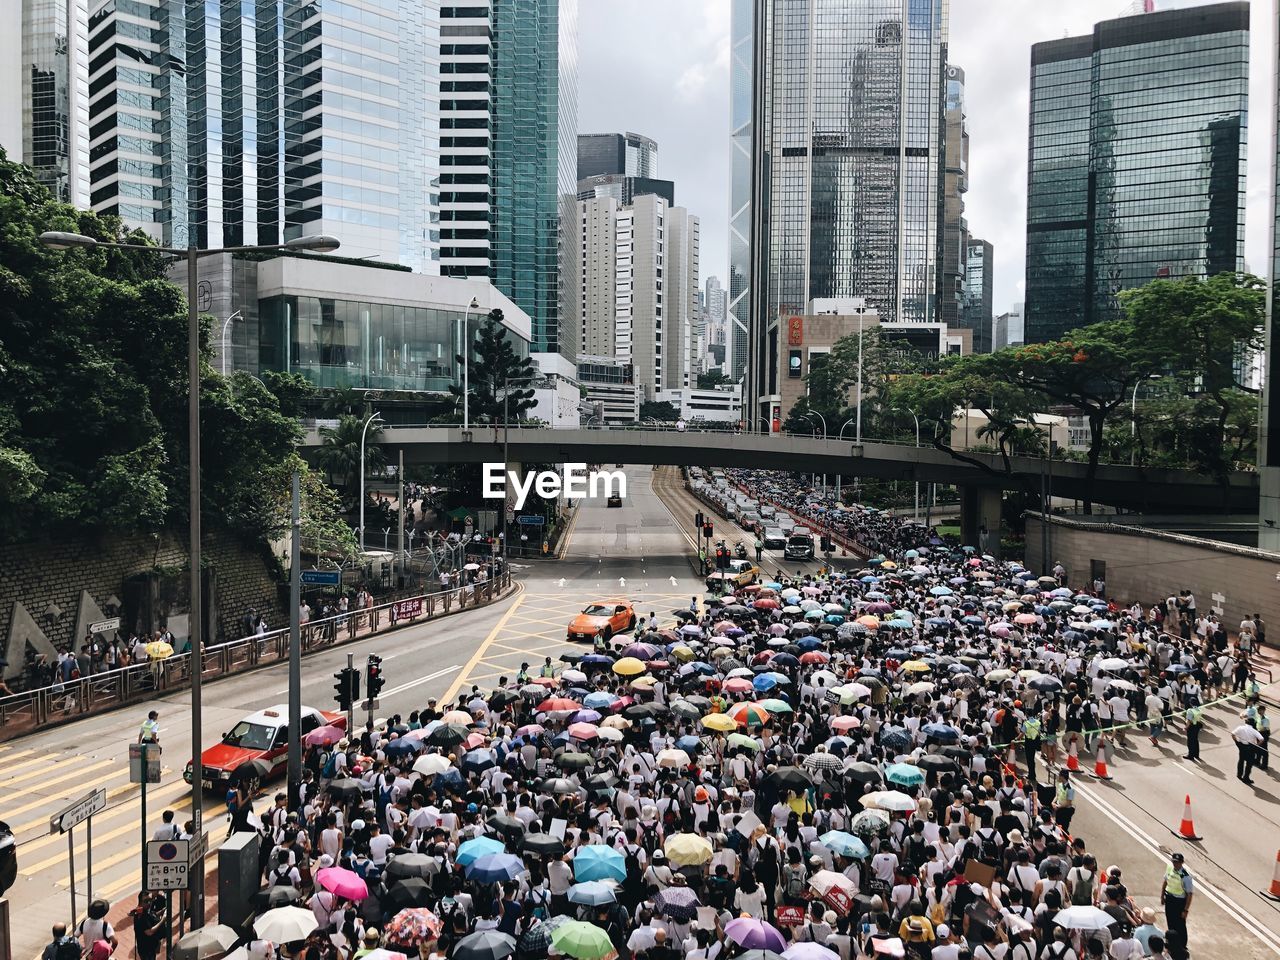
[467,853,527,883]
[880,727,910,751]
[571,709,602,724]
[825,735,853,752]
[675,735,702,753]
[820,830,870,859]
[433,768,464,790]
[457,836,505,866]
[885,763,926,787]
[926,617,951,627]
[764,582,784,591]
[383,737,419,758]
[824,614,845,624]
[884,619,913,629]
[860,575,880,584]
[753,674,777,692]
[568,881,617,907]
[948,663,973,674]
[796,636,822,650]
[462,749,497,772]
[580,654,614,667]
[1089,620,1115,631]
[921,723,961,742]
[929,586,953,596]
[962,615,985,626]
[771,653,800,668]
[583,692,617,710]
[573,844,627,882]
[885,648,909,659]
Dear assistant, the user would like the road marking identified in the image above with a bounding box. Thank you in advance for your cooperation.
[1074,780,1280,955]
[556,504,583,559]
[29,790,193,877]
[0,757,116,794]
[377,664,463,699]
[14,778,190,856]
[440,592,527,704]
[0,752,85,786]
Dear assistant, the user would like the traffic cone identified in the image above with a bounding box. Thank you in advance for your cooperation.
[1066,739,1080,772]
[1174,795,1201,840]
[1093,743,1113,780]
[1262,850,1280,901]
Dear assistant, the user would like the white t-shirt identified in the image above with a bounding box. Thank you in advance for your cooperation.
[1234,724,1264,747]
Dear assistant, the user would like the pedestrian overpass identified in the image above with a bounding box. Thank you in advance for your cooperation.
[300,424,1259,556]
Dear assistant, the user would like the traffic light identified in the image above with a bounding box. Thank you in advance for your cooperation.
[695,511,704,528]
[366,655,384,699]
[333,667,359,710]
[702,522,713,539]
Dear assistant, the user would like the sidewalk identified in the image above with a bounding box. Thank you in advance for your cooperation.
[106,859,221,960]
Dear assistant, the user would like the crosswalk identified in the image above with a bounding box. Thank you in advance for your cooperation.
[0,739,228,906]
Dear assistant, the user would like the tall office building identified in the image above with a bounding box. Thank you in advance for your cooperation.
[1260,1,1280,549]
[732,0,949,422]
[83,0,440,268]
[577,132,658,180]
[939,65,969,330]
[705,276,727,347]
[441,0,576,354]
[1025,3,1248,343]
[960,238,994,353]
[564,193,698,401]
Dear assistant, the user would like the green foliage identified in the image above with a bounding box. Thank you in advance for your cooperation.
[0,147,310,543]
[261,371,317,419]
[697,370,730,389]
[640,400,680,422]
[448,309,539,422]
[314,414,385,503]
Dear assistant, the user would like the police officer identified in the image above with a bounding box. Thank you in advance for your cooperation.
[539,656,556,679]
[754,537,764,563]
[1021,711,1043,783]
[517,662,531,685]
[1258,704,1271,770]
[138,709,161,750]
[1052,768,1075,833]
[1183,702,1203,761]
[1160,852,1193,938]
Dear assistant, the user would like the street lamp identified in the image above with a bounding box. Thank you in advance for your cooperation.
[39,228,339,929]
[219,310,244,376]
[359,412,384,552]
[854,306,868,445]
[461,296,481,432]
[1130,374,1162,466]
[839,417,855,440]
[807,410,827,439]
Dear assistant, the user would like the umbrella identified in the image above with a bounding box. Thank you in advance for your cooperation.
[426,723,470,747]
[466,853,526,883]
[172,924,239,960]
[518,917,572,955]
[885,763,926,787]
[725,917,787,953]
[303,724,345,747]
[456,836,505,867]
[568,722,600,740]
[843,761,882,785]
[613,657,646,676]
[316,866,369,901]
[452,931,517,960]
[655,748,691,769]
[664,833,713,866]
[803,752,843,774]
[921,722,960,742]
[850,808,891,838]
[235,757,272,783]
[701,713,737,732]
[808,870,857,898]
[145,640,174,660]
[861,790,917,812]
[916,754,957,772]
[819,830,870,859]
[384,853,438,882]
[253,906,317,942]
[728,732,761,751]
[411,754,452,777]
[558,752,594,769]
[728,702,771,727]
[573,844,627,882]
[523,833,567,857]
[488,815,526,838]
[383,908,443,946]
[654,884,701,922]
[568,881,617,907]
[1053,906,1115,931]
[550,921,615,960]
[387,878,434,910]
[770,766,813,791]
[461,748,497,772]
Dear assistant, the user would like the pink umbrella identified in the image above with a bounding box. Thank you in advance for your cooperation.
[830,716,861,732]
[724,678,753,693]
[1014,613,1038,626]
[304,724,345,747]
[316,866,369,901]
[516,724,545,737]
[568,722,599,740]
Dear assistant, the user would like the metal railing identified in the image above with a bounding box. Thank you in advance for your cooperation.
[0,570,513,739]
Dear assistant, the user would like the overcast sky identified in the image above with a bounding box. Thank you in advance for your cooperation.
[578,0,1275,317]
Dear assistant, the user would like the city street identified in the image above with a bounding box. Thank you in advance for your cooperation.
[5,465,1280,958]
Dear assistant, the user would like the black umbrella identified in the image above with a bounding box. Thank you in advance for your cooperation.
[916,754,957,772]
[488,815,526,838]
[324,777,364,802]
[623,703,667,720]
[452,930,517,960]
[387,877,433,910]
[251,885,300,910]
[769,766,813,791]
[522,833,566,857]
[538,776,580,795]
[843,762,882,785]
[427,723,470,747]
[490,689,520,708]
[673,609,698,621]
[584,772,618,791]
[235,757,272,783]
[384,853,437,881]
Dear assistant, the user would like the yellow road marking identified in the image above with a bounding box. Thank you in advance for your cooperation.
[0,757,116,797]
[25,791,194,876]
[0,748,38,765]
[16,778,189,858]
[0,753,87,787]
[440,591,526,703]
[556,504,582,559]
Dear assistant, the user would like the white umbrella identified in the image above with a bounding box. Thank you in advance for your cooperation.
[808,869,857,896]
[859,790,916,812]
[1052,906,1115,931]
[656,748,692,768]
[254,906,318,942]
[595,726,624,742]
[413,754,452,777]
[810,669,841,688]
[1098,657,1129,672]
[464,563,480,571]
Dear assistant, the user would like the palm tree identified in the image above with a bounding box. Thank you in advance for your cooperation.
[314,414,385,505]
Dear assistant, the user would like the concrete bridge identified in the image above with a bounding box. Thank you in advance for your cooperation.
[301,424,1258,556]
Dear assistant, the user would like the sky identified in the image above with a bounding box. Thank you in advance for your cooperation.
[577,0,1276,317]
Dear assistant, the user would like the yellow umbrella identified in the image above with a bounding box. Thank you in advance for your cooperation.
[670,645,696,663]
[630,676,656,689]
[901,660,932,673]
[664,833,713,866]
[613,656,646,676]
[880,560,898,570]
[701,713,736,732]
[145,641,174,660]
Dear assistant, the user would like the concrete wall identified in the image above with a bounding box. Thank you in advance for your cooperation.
[1,528,283,681]
[1025,513,1280,634]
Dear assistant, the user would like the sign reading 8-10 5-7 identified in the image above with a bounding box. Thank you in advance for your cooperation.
[145,839,190,890]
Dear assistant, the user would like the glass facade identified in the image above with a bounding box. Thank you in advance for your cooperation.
[1026,3,1248,343]
[258,294,527,392]
[22,0,89,205]
[1260,0,1280,549]
[736,0,948,416]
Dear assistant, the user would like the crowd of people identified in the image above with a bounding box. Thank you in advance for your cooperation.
[60,478,1273,960]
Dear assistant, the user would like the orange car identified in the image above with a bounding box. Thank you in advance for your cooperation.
[567,601,636,643]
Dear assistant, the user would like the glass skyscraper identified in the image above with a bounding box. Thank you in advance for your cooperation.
[84,0,440,270]
[1025,2,1248,344]
[1260,0,1280,550]
[732,0,948,420]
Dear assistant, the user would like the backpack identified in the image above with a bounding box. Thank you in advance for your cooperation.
[975,828,1003,865]
[904,835,928,871]
[321,752,337,778]
[55,938,81,960]
[622,845,643,894]
[784,865,807,899]
[1070,869,1095,906]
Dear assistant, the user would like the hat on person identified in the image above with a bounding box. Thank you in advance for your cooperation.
[338,738,350,749]
[936,924,950,940]
[694,786,709,802]
[363,929,381,944]
[652,850,665,860]
[906,919,924,934]
[1141,908,1157,923]
[1007,829,1025,845]
[316,854,335,869]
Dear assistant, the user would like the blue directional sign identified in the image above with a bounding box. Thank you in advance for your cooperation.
[300,569,341,585]
[517,515,546,526]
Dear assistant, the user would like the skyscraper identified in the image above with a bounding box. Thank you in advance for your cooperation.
[938,65,969,331]
[960,238,994,353]
[84,0,440,268]
[1025,2,1248,344]
[732,0,949,423]
[1260,1,1280,549]
[705,276,727,348]
[577,132,658,180]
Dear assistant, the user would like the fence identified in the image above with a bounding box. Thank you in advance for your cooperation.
[0,570,513,741]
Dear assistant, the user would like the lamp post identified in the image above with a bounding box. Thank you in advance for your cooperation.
[461,296,481,432]
[807,410,827,439]
[886,407,920,521]
[839,417,855,440]
[39,229,339,928]
[219,310,243,376]
[855,307,867,445]
[756,417,770,432]
[359,411,384,552]
[1130,374,1161,466]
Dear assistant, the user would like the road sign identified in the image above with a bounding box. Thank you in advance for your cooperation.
[300,569,341,586]
[49,787,107,835]
[88,617,121,634]
[506,508,515,523]
[129,743,161,784]
[188,831,208,865]
[145,839,190,890]
[1211,592,1225,615]
[518,515,545,526]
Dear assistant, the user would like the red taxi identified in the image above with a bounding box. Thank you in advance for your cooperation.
[184,704,345,789]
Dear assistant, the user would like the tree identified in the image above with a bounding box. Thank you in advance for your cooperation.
[314,414,385,505]
[640,400,680,422]
[697,370,730,389]
[448,309,539,422]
